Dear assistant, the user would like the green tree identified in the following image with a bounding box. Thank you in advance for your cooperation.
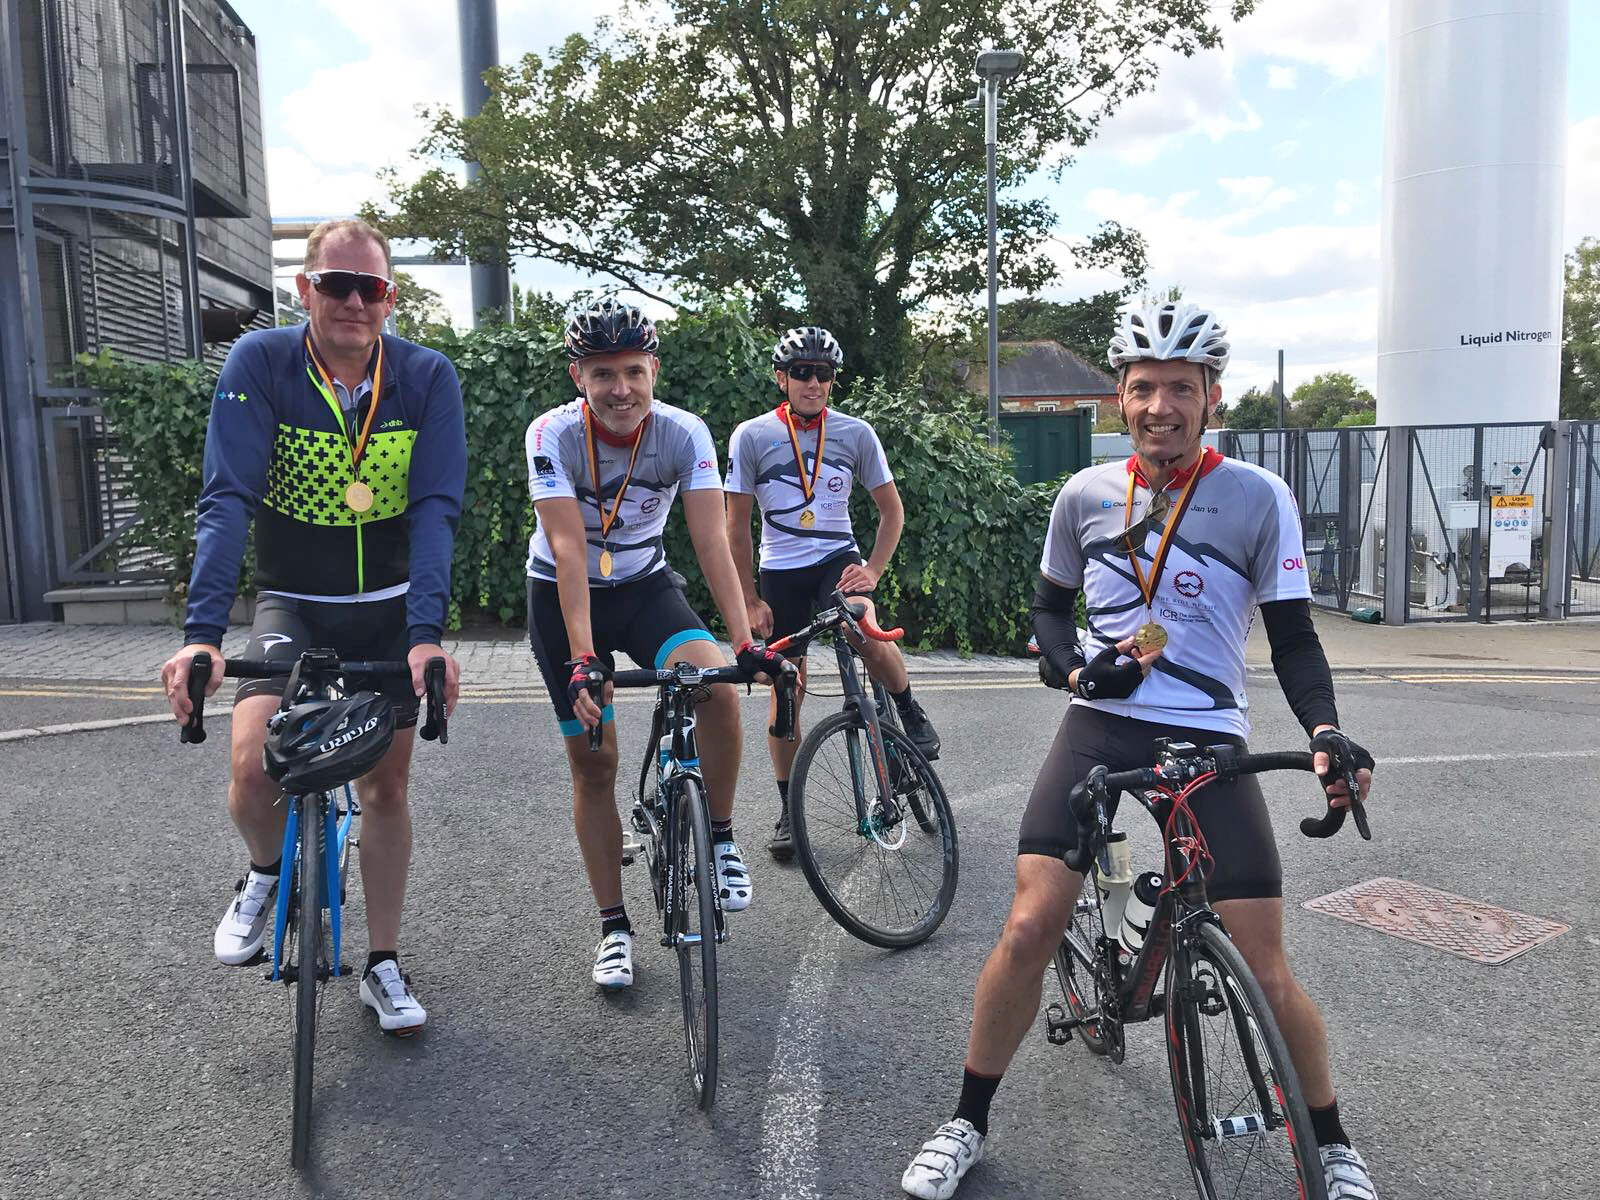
[1561,236,1600,420]
[995,291,1126,365]
[392,270,454,341]
[370,1,1256,383]
[1218,385,1279,429]
[1289,371,1375,428]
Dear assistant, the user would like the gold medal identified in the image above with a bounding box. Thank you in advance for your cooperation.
[598,549,614,578]
[583,405,645,584]
[1134,621,1168,652]
[344,480,374,513]
[799,509,816,528]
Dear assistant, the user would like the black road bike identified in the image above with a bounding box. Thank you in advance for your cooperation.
[1046,739,1370,1200]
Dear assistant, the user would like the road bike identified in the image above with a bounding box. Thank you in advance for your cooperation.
[181,649,447,1167]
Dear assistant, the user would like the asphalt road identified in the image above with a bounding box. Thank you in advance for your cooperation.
[2,667,1596,1199]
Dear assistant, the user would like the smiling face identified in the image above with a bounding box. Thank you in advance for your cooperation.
[295,231,394,365]
[569,351,657,436]
[1118,359,1220,470]
[774,364,833,417]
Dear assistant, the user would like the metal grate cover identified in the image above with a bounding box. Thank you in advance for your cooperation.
[1304,877,1568,964]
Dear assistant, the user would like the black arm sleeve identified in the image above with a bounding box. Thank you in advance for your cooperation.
[1031,575,1085,682]
[1260,598,1339,735]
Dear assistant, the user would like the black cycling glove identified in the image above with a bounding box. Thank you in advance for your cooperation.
[736,640,788,682]
[1072,644,1146,701]
[565,653,611,710]
[1308,728,1375,788]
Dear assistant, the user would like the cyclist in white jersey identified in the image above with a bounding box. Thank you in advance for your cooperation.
[524,297,787,990]
[726,326,941,860]
[902,302,1378,1200]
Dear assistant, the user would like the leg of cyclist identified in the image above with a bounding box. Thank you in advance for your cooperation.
[356,727,427,1033]
[213,692,291,965]
[842,593,940,759]
[757,560,818,859]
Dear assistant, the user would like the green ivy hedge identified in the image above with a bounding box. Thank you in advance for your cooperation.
[78,303,1059,654]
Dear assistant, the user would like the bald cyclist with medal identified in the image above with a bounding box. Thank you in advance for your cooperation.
[901,302,1378,1200]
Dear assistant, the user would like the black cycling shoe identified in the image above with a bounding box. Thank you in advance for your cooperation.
[898,699,941,761]
[768,804,794,861]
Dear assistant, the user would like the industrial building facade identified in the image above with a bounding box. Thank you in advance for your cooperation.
[0,0,272,621]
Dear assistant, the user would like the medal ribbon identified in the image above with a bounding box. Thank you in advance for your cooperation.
[306,333,384,476]
[1122,463,1205,612]
[782,402,826,506]
[582,403,647,545]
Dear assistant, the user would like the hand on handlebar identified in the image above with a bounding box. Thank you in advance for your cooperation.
[1309,728,1374,809]
[736,639,788,686]
[160,642,223,722]
[566,653,613,737]
[408,644,459,717]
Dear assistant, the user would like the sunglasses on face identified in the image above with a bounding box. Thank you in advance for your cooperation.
[785,363,835,383]
[1118,487,1172,553]
[306,270,395,304]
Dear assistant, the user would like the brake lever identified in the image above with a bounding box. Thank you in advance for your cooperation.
[180,652,212,744]
[418,656,448,744]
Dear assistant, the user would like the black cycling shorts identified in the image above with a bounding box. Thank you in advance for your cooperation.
[760,548,863,652]
[235,592,420,728]
[1018,704,1282,903]
[526,570,716,736]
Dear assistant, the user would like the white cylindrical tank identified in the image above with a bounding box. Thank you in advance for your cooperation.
[1377,0,1568,426]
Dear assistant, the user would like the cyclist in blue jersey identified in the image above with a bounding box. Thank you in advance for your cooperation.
[726,326,940,860]
[902,302,1378,1200]
[524,296,787,990]
[160,218,465,1035]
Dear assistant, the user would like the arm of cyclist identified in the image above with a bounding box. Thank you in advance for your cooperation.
[1260,598,1374,808]
[1030,573,1160,697]
[537,495,609,729]
[683,488,780,682]
[161,338,277,721]
[723,491,772,638]
[837,480,903,594]
[402,351,467,714]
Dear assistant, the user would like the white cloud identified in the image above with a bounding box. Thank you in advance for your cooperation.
[1266,65,1298,90]
[1330,179,1367,218]
[1231,1,1388,83]
[1566,116,1600,247]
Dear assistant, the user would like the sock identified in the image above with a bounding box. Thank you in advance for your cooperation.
[1309,1100,1350,1148]
[953,1066,1002,1138]
[600,903,631,937]
[711,820,734,843]
[249,857,281,878]
[891,684,917,714]
[365,950,397,975]
[776,778,790,806]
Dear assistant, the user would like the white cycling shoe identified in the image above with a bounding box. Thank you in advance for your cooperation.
[902,1119,985,1199]
[713,840,752,911]
[213,870,278,965]
[1321,1144,1378,1199]
[592,930,634,989]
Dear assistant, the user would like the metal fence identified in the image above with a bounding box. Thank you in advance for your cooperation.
[1569,421,1600,616]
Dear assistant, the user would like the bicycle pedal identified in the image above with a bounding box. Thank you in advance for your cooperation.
[1044,1002,1079,1045]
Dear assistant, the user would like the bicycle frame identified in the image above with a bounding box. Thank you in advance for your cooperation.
[269,784,358,981]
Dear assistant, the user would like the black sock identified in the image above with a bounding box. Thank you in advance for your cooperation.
[711,819,734,842]
[953,1066,1002,1137]
[250,857,281,878]
[600,903,631,937]
[1309,1100,1350,1148]
[891,685,917,714]
[365,950,397,975]
[776,779,789,806]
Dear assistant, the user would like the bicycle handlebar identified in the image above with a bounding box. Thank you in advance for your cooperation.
[597,659,800,746]
[768,589,904,656]
[180,651,447,746]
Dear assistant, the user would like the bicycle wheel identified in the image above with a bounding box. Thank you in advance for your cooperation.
[1052,884,1116,1059]
[1165,920,1325,1200]
[790,710,958,948]
[290,795,324,1169]
[674,778,719,1110]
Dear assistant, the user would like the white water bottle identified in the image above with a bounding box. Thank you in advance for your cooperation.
[1117,871,1164,955]
[1093,831,1133,935]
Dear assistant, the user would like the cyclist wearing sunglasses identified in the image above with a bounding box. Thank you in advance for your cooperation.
[725,326,941,861]
[901,302,1378,1200]
[524,296,786,990]
[159,217,466,1035]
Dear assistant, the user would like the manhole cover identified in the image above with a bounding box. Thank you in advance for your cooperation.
[1304,877,1568,964]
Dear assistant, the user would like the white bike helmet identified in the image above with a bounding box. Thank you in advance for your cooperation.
[1107,302,1230,375]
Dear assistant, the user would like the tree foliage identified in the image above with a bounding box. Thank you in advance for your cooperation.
[1289,372,1375,428]
[371,0,1255,382]
[1562,236,1600,420]
[1218,385,1279,429]
[392,270,454,342]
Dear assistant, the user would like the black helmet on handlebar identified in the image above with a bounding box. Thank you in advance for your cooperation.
[263,692,396,793]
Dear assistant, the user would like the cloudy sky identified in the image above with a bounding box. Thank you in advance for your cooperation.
[239,0,1600,394]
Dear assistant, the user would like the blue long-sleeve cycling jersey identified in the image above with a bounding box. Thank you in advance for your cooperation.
[183,325,466,648]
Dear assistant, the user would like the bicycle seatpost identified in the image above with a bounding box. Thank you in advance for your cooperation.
[180,652,212,744]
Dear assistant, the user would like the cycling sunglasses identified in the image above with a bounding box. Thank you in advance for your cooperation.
[305,270,395,304]
[1118,487,1172,553]
[785,363,836,383]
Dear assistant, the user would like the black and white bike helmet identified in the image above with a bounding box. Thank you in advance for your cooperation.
[262,692,395,793]
[1107,302,1230,376]
[772,326,844,370]
[564,296,659,361]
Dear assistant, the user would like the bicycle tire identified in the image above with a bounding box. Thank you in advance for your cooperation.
[290,795,323,1169]
[675,778,719,1110]
[790,710,958,949]
[1052,889,1113,1058]
[1165,920,1325,1200]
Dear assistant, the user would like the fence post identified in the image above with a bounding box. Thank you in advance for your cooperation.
[1542,420,1571,619]
[1382,426,1412,625]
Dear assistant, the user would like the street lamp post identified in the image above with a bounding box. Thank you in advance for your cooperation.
[974,49,1024,449]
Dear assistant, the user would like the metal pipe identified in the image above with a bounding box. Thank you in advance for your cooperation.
[458,0,511,325]
[985,79,999,448]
